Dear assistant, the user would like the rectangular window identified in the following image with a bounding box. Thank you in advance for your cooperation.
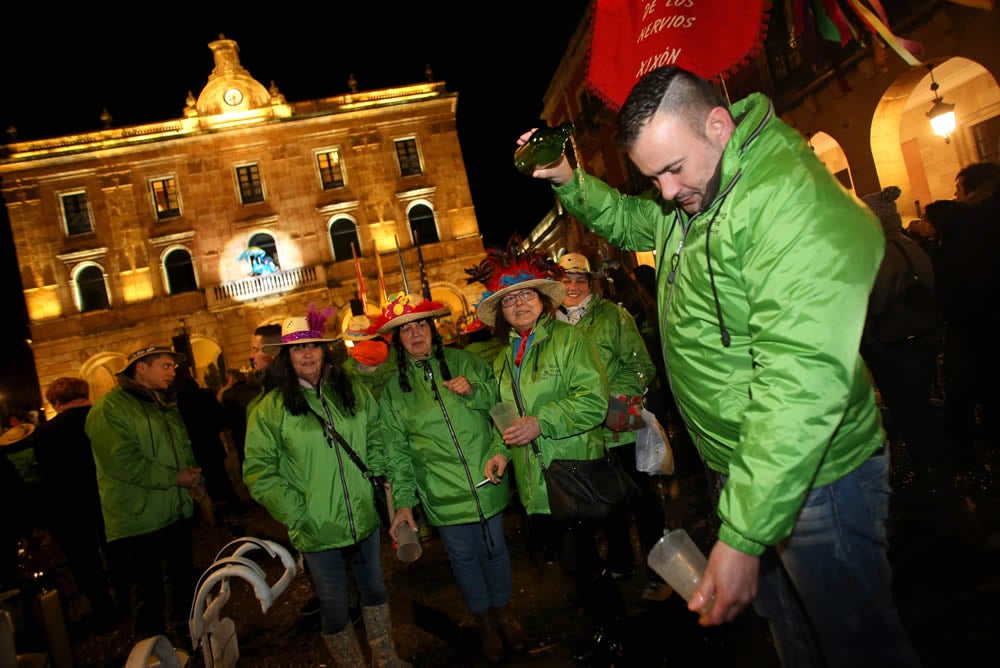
[316,149,345,189]
[394,138,422,177]
[236,163,265,204]
[151,177,181,220]
[61,191,93,235]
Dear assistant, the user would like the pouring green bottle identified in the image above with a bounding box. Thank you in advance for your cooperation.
[514,122,574,175]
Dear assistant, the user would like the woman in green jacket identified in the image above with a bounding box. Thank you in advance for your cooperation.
[378,293,524,664]
[244,305,411,668]
[470,241,627,665]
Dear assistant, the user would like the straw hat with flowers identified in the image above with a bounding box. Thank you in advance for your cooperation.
[464,236,565,327]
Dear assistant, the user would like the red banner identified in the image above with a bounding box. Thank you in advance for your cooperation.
[587,0,771,111]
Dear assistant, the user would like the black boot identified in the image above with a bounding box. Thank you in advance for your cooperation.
[570,626,625,665]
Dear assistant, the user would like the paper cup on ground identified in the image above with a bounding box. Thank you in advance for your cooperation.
[396,523,423,563]
[489,401,519,432]
[647,528,708,603]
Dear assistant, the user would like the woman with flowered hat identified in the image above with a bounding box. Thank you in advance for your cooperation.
[377,292,524,663]
[468,237,628,664]
[243,304,411,667]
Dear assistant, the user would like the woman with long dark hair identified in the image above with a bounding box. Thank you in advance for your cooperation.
[243,305,411,668]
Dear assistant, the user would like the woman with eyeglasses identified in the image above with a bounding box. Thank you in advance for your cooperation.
[243,305,412,668]
[467,240,629,666]
[376,293,524,664]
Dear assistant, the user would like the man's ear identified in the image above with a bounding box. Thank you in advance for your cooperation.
[705,106,735,147]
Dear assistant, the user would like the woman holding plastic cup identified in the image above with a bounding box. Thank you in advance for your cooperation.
[469,239,628,664]
[378,293,524,664]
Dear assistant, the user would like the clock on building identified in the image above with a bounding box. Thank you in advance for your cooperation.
[223,87,244,106]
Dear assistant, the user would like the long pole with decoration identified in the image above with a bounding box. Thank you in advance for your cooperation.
[351,242,369,313]
[394,234,412,295]
[373,239,390,309]
[414,229,432,301]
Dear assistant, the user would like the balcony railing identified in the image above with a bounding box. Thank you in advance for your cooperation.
[208,265,325,307]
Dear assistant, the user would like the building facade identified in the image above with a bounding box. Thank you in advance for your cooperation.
[0,37,486,407]
[525,0,1000,268]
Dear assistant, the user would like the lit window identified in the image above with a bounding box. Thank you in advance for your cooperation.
[317,150,345,189]
[236,164,265,204]
[151,177,181,220]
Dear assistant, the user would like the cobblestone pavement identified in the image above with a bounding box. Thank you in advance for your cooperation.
[5,422,996,667]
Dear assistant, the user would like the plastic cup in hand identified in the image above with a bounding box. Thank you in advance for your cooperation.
[489,401,519,432]
[395,523,423,563]
[647,528,709,604]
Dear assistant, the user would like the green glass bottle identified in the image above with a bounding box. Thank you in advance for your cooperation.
[514,122,574,175]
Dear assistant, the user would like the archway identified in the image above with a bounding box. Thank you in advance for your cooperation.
[871,57,999,221]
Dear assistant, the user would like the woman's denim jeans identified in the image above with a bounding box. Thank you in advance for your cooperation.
[437,511,512,614]
[750,451,922,667]
[303,529,387,634]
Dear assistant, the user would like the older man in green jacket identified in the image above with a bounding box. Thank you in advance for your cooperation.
[85,345,203,641]
[519,66,920,667]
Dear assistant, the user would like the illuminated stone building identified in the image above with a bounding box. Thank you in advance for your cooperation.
[0,36,485,404]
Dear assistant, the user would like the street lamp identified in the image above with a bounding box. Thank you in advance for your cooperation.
[926,65,956,143]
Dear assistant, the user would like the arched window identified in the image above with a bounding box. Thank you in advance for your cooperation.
[76,264,109,312]
[330,217,360,262]
[247,233,280,273]
[164,248,198,294]
[408,203,438,245]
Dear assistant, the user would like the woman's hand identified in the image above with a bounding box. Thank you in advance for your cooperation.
[389,507,416,542]
[502,416,541,446]
[442,376,473,396]
[484,454,509,484]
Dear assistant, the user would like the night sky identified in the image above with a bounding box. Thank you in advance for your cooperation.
[0,4,591,414]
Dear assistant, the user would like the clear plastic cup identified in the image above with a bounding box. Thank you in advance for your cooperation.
[489,401,519,432]
[395,523,423,563]
[646,529,708,603]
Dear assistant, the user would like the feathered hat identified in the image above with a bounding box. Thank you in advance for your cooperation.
[264,304,340,355]
[465,235,565,327]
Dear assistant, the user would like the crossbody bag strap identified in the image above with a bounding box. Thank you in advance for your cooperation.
[504,355,546,470]
[308,407,373,479]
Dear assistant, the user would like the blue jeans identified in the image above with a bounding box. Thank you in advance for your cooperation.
[437,512,512,614]
[303,530,387,634]
[749,451,921,667]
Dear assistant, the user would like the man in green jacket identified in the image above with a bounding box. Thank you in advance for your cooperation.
[519,66,919,667]
[85,345,203,641]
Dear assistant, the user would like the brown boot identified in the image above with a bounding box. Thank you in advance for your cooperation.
[492,606,527,653]
[474,612,504,663]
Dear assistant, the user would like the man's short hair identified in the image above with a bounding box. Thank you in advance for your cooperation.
[254,323,282,346]
[617,66,728,150]
[956,161,1000,195]
[45,377,90,407]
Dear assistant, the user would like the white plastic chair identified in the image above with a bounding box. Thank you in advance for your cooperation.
[123,634,189,668]
[187,538,297,668]
[1,608,50,668]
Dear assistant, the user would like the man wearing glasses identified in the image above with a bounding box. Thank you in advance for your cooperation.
[85,345,204,645]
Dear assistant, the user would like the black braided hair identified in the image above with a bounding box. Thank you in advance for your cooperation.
[390,318,452,393]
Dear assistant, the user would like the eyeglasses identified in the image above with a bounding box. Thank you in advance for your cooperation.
[501,289,537,308]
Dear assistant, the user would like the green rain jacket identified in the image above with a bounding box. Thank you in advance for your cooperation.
[243,376,385,552]
[555,93,885,555]
[491,313,610,515]
[380,346,511,527]
[85,385,197,543]
[563,294,656,447]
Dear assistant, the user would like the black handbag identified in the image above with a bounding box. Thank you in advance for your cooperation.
[540,450,638,521]
[310,408,392,529]
[506,360,638,521]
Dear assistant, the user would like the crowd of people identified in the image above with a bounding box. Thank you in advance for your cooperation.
[2,63,997,668]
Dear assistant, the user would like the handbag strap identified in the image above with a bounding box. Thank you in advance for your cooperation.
[503,356,546,470]
[308,407,374,480]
